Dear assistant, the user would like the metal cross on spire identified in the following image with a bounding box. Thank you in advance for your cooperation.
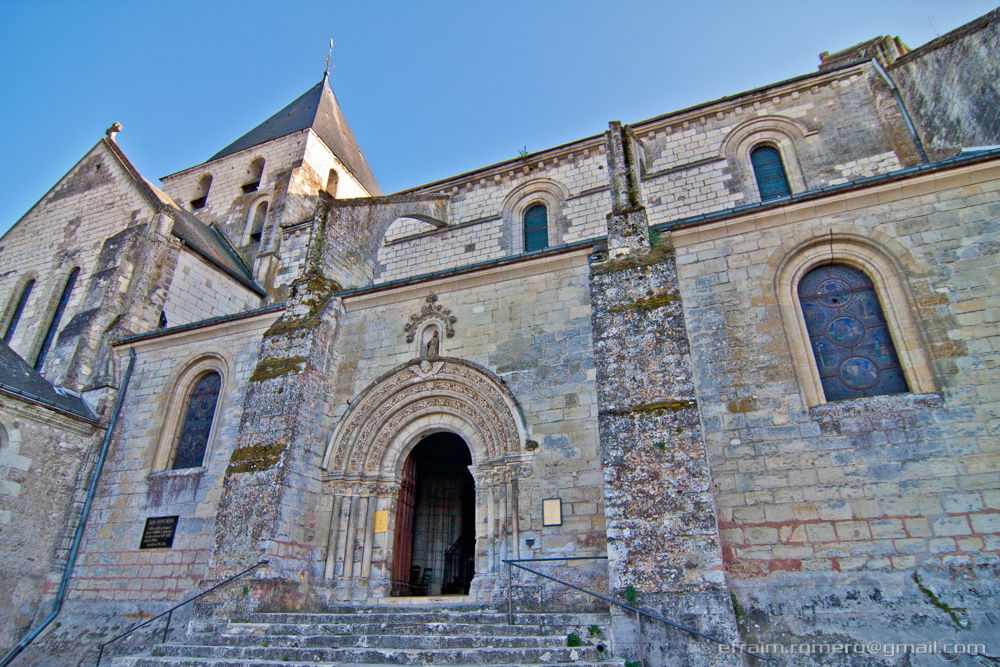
[324,38,335,78]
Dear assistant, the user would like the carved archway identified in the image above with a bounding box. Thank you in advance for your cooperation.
[320,358,532,601]
[323,357,528,475]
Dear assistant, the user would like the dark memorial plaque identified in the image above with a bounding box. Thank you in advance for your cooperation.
[140,515,179,549]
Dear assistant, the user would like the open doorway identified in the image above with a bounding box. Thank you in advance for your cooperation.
[390,432,475,596]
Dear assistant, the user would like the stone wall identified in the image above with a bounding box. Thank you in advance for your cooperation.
[0,142,158,375]
[67,310,278,604]
[891,8,1000,161]
[0,400,98,651]
[327,250,607,599]
[672,157,1000,661]
[162,250,262,326]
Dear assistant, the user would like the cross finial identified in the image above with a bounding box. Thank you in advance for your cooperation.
[324,38,335,78]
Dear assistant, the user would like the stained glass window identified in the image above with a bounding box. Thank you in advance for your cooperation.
[35,268,79,371]
[172,371,221,469]
[4,279,34,343]
[798,264,908,401]
[751,144,791,200]
[523,204,548,252]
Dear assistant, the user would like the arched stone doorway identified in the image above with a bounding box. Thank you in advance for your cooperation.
[390,433,475,596]
[321,358,532,602]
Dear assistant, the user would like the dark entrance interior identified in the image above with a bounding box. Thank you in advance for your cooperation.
[391,433,475,596]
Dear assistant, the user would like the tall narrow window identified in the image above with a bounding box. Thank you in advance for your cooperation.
[34,268,78,371]
[248,201,268,245]
[751,144,791,200]
[3,279,34,343]
[798,264,908,401]
[325,169,339,197]
[172,371,221,469]
[191,175,212,210]
[243,158,265,193]
[523,204,548,252]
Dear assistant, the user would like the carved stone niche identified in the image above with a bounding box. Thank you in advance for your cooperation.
[403,295,457,357]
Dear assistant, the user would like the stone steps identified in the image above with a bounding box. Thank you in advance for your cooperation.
[111,605,623,666]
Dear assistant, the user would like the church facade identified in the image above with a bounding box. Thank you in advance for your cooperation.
[1,9,998,666]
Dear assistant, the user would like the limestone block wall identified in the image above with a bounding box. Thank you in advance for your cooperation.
[0,143,158,371]
[634,63,910,225]
[376,145,610,282]
[891,8,1000,161]
[0,402,97,650]
[673,158,1000,655]
[330,250,606,589]
[162,250,262,326]
[67,311,277,603]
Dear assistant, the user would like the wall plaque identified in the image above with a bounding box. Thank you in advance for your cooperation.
[140,515,179,549]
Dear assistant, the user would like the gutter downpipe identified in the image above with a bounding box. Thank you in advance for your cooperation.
[870,57,929,164]
[0,349,137,667]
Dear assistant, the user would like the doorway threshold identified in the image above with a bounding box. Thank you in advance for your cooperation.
[382,595,471,606]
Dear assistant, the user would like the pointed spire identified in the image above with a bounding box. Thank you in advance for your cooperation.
[207,76,380,195]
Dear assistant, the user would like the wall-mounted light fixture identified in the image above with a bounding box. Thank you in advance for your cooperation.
[542,498,562,526]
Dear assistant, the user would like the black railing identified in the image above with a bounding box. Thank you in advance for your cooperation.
[503,556,773,662]
[94,560,268,665]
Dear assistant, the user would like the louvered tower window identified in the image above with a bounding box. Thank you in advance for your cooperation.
[4,279,34,343]
[523,204,548,252]
[172,371,221,469]
[798,264,908,401]
[34,268,79,371]
[751,144,791,200]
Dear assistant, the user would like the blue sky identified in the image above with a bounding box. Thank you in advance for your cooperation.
[0,0,995,235]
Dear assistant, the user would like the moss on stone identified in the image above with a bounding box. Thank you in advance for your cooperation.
[249,356,306,382]
[592,236,675,275]
[727,399,755,414]
[609,289,679,313]
[228,440,285,474]
[634,399,695,416]
[264,271,341,339]
[913,572,965,629]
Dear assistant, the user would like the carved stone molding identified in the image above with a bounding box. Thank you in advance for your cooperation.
[403,294,457,343]
[323,358,529,475]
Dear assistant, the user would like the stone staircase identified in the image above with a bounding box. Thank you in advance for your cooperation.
[111,603,625,666]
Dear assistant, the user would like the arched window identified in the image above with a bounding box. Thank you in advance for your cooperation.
[243,158,265,193]
[523,204,548,252]
[171,371,221,469]
[798,264,908,401]
[750,144,791,201]
[191,174,212,210]
[34,268,79,371]
[325,169,339,197]
[3,279,34,344]
[248,200,268,245]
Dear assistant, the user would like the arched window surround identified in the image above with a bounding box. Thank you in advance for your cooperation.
[2,274,37,346]
[244,198,270,246]
[34,267,80,372]
[750,143,792,201]
[151,353,230,473]
[501,178,569,254]
[242,157,265,193]
[772,233,935,407]
[721,115,811,203]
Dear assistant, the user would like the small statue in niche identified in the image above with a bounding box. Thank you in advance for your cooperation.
[423,327,441,359]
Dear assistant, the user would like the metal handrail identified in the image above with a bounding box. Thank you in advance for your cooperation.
[502,556,773,662]
[94,559,268,665]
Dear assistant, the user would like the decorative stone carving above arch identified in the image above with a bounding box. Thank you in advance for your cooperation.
[322,357,529,478]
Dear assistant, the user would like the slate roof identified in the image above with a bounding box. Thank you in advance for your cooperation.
[208,75,381,195]
[0,341,98,423]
